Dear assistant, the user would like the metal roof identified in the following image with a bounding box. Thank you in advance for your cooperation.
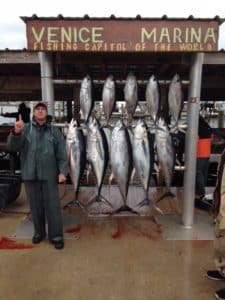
[20,15,225,25]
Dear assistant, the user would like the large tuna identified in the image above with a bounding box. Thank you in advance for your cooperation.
[124,72,138,123]
[155,118,175,201]
[102,75,116,125]
[132,119,154,207]
[86,116,112,209]
[168,74,183,132]
[146,74,160,124]
[80,75,93,124]
[64,119,86,210]
[110,119,135,213]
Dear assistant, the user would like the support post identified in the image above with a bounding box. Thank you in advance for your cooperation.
[38,52,54,117]
[182,53,204,228]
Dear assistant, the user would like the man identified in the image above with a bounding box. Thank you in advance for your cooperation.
[7,102,68,250]
[195,115,213,211]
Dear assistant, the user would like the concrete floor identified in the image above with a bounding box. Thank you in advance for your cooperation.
[0,184,222,300]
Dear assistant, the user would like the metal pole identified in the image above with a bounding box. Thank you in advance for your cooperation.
[182,52,204,228]
[38,52,54,116]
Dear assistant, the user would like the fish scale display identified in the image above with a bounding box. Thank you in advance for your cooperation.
[66,73,185,214]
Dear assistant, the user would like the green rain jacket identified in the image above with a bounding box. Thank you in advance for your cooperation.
[7,116,68,181]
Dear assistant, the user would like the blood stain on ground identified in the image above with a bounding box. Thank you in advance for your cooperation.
[0,236,34,250]
[65,225,82,234]
[191,240,211,248]
[111,219,126,239]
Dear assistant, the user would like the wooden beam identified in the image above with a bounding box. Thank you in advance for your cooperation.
[0,76,40,90]
[57,52,189,65]
[0,51,39,64]
[204,53,225,65]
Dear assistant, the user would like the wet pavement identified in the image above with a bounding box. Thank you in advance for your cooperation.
[0,184,219,300]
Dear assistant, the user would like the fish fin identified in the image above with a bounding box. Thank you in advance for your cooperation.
[154,163,159,173]
[86,164,92,184]
[79,110,83,119]
[152,203,164,215]
[108,173,115,198]
[169,123,178,134]
[177,127,186,134]
[86,171,89,184]
[130,168,136,184]
[108,173,114,185]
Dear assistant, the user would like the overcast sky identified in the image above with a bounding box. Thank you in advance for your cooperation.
[0,0,225,49]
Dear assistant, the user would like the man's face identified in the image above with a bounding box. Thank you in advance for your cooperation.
[33,106,47,122]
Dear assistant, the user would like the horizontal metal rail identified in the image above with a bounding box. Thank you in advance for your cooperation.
[53,79,190,85]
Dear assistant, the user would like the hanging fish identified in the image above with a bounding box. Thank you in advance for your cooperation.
[86,116,112,210]
[146,74,160,123]
[155,118,175,201]
[132,119,154,207]
[102,75,116,125]
[168,74,183,132]
[110,119,136,213]
[124,72,138,123]
[80,75,93,124]
[64,119,86,210]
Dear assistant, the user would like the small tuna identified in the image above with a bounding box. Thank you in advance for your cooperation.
[80,75,93,124]
[124,72,138,123]
[168,74,183,132]
[86,116,112,210]
[102,75,116,125]
[146,74,160,123]
[110,119,136,213]
[155,118,175,201]
[133,119,154,207]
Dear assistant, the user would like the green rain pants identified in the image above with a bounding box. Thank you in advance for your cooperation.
[24,180,63,242]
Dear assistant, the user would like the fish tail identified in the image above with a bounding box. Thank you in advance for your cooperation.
[87,194,113,209]
[156,191,175,203]
[62,198,86,211]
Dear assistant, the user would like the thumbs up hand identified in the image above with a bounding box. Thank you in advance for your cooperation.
[14,114,24,134]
